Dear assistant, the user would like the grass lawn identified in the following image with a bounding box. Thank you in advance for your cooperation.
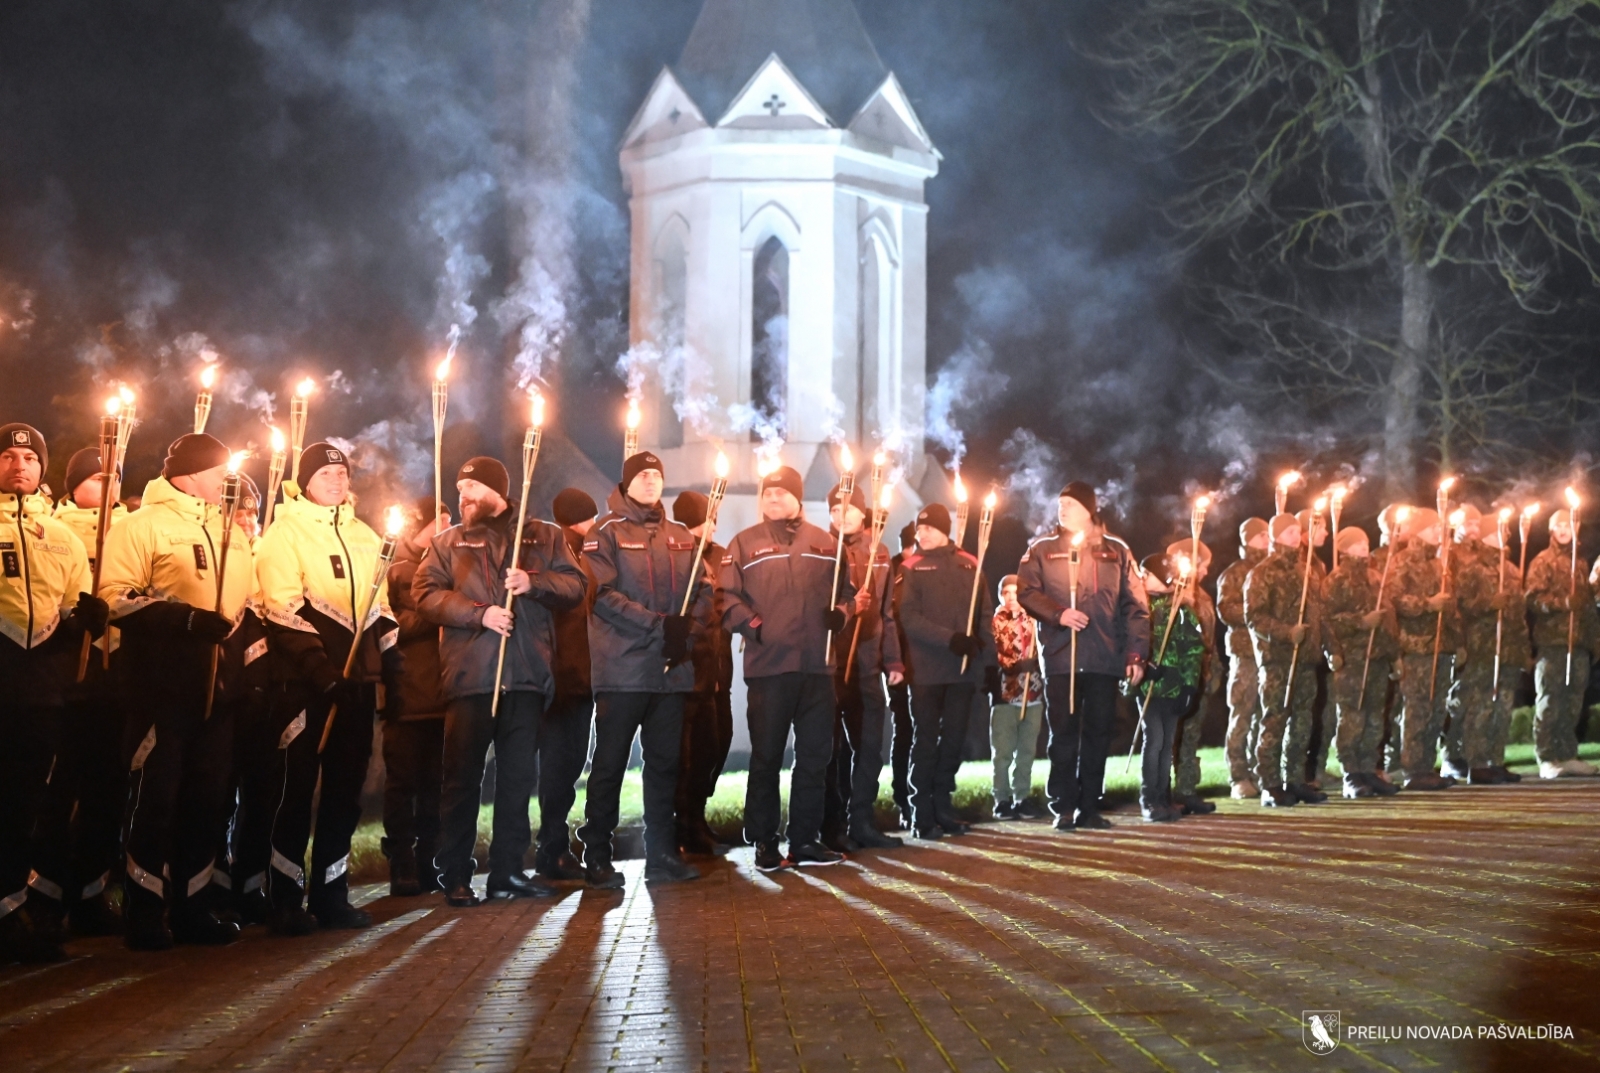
[343,737,1600,883]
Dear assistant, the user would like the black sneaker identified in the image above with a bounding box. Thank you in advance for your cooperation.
[268,904,320,935]
[1051,814,1074,831]
[1017,797,1049,820]
[1493,764,1522,783]
[584,860,626,890]
[645,853,701,883]
[1140,804,1179,822]
[312,901,373,930]
[789,842,844,867]
[1074,812,1112,830]
[486,871,558,899]
[993,799,1018,820]
[753,842,786,872]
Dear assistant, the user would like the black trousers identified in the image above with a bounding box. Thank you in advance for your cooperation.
[437,691,542,883]
[1045,671,1119,820]
[744,673,834,847]
[0,703,59,920]
[32,694,123,904]
[265,688,374,910]
[580,692,683,859]
[1141,693,1189,809]
[125,696,234,911]
[676,689,731,831]
[537,693,592,860]
[909,683,975,828]
[888,680,912,812]
[825,672,890,832]
[382,717,444,869]
[226,697,277,897]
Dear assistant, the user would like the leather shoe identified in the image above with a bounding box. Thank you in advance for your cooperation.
[1493,764,1522,783]
[1288,782,1328,804]
[1074,812,1112,830]
[849,825,904,849]
[444,881,482,908]
[534,849,586,882]
[1342,773,1375,799]
[1468,766,1505,785]
[487,871,558,899]
[312,901,374,929]
[585,861,626,890]
[1260,785,1296,807]
[268,905,320,935]
[172,905,240,946]
[1403,773,1454,791]
[1365,772,1400,796]
[913,825,945,840]
[1176,793,1215,815]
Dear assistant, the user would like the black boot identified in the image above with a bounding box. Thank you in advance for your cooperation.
[123,880,173,951]
[310,878,372,930]
[0,907,66,964]
[388,849,422,897]
[171,897,240,946]
[443,871,482,907]
[583,853,625,890]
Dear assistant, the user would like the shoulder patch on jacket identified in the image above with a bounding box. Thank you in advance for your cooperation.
[900,552,923,568]
[583,540,599,552]
[618,541,646,550]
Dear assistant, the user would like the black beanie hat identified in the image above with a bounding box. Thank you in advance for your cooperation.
[236,472,261,510]
[162,433,230,480]
[759,465,804,503]
[672,489,708,529]
[295,442,348,488]
[66,447,109,496]
[826,481,868,513]
[899,521,917,550]
[916,503,952,534]
[458,456,510,499]
[621,451,664,490]
[412,493,443,522]
[0,423,47,473]
[1059,480,1097,517]
[554,487,599,526]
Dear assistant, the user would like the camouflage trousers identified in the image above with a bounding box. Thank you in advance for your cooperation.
[1310,664,1332,779]
[1534,650,1592,764]
[1226,655,1260,783]
[1255,657,1317,790]
[1488,667,1522,765]
[1397,651,1454,779]
[1444,652,1496,769]
[1331,664,1386,775]
[1174,693,1205,797]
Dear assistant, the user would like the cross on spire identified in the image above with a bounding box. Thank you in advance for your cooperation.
[763,93,786,116]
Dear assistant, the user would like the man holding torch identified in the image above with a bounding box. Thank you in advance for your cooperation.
[1217,518,1269,800]
[1322,526,1400,797]
[578,452,712,888]
[1168,538,1219,816]
[1017,482,1149,831]
[414,455,586,906]
[98,433,247,949]
[253,443,400,933]
[720,465,856,870]
[1388,508,1459,790]
[1526,498,1599,778]
[1441,506,1510,783]
[1482,519,1531,783]
[0,424,103,963]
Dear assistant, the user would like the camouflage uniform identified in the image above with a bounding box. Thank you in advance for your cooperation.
[1525,543,1599,764]
[1173,587,1216,799]
[1444,538,1503,770]
[1390,542,1460,779]
[1245,545,1323,790]
[1217,549,1265,784]
[1489,562,1530,766]
[1322,554,1398,776]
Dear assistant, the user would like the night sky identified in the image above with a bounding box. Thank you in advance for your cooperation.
[1,0,1594,572]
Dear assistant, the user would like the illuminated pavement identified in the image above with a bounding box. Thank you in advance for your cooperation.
[2,782,1598,1072]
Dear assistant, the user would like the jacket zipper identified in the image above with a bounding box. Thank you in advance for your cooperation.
[333,509,359,660]
[202,512,220,615]
[17,494,35,649]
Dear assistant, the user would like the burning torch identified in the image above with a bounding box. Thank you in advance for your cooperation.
[844,480,895,680]
[1565,486,1582,686]
[959,490,998,675]
[1275,470,1302,518]
[490,394,545,718]
[663,452,730,674]
[1520,502,1541,585]
[1329,485,1347,570]
[433,353,451,530]
[203,452,247,720]
[1067,528,1085,713]
[75,399,122,682]
[1492,507,1512,700]
[288,377,315,467]
[1427,477,1457,703]
[263,426,287,532]
[1283,495,1326,709]
[1357,505,1409,709]
[869,449,887,508]
[194,363,218,435]
[825,444,856,664]
[101,387,136,671]
[953,472,970,549]
[624,397,641,460]
[1128,550,1194,773]
[319,504,406,752]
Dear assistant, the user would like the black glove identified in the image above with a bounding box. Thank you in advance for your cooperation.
[662,614,692,662]
[822,608,847,631]
[948,632,980,657]
[186,608,233,643]
[1013,656,1040,677]
[73,593,110,639]
[1144,661,1170,686]
[984,665,1003,700]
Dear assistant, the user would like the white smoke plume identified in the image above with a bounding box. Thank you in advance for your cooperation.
[1000,428,1061,536]
[926,340,1008,466]
[613,338,720,438]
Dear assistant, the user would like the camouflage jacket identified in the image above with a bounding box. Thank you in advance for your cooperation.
[1322,556,1398,666]
[1525,544,1599,655]
[1389,542,1459,655]
[1244,546,1323,665]
[1147,591,1207,698]
[1451,538,1503,656]
[1217,548,1265,662]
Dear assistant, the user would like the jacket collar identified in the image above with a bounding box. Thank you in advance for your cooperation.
[277,489,358,526]
[762,516,804,546]
[1,490,53,520]
[139,476,212,524]
[607,487,664,526]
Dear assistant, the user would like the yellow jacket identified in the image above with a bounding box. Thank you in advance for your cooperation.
[53,499,129,572]
[99,477,255,627]
[253,486,392,638]
[0,491,90,650]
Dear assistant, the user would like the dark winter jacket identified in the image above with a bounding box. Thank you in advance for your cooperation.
[836,527,903,679]
[691,539,735,695]
[720,515,856,679]
[584,489,713,694]
[384,531,447,720]
[893,542,996,686]
[552,525,597,699]
[1016,528,1150,678]
[413,503,586,701]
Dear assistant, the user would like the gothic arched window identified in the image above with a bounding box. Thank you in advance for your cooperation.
[750,235,789,439]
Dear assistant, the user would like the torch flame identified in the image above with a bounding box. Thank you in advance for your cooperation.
[1524,502,1542,519]
[756,452,777,479]
[1278,470,1301,492]
[714,451,730,479]
[1449,508,1466,528]
[530,393,546,429]
[435,355,452,382]
[625,398,641,430]
[880,483,894,510]
[295,378,315,398]
[1314,496,1328,514]
[954,474,968,503]
[839,444,853,473]
[983,490,998,510]
[1440,476,1457,493]
[270,426,285,453]
[1565,486,1580,511]
[1194,493,1212,511]
[1330,484,1347,504]
[1396,505,1412,525]
[118,386,135,405]
[226,451,246,474]
[1499,507,1514,522]
[1175,553,1192,579]
[1071,529,1086,548]
[200,364,218,390]
[385,504,406,537]
[873,449,886,468]
[105,396,122,416]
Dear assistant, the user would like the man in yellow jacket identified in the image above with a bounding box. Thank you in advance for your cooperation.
[0,424,105,965]
[105,435,257,950]
[253,443,397,934]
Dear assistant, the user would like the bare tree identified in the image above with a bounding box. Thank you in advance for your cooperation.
[1098,0,1600,495]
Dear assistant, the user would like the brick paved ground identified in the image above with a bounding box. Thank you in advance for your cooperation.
[2,781,1598,1072]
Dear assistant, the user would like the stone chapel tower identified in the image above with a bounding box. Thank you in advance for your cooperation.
[620,0,940,530]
